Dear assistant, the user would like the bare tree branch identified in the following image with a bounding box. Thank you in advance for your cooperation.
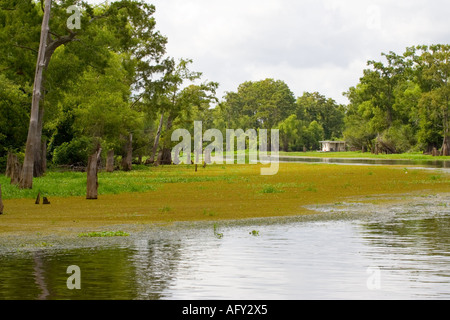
[13,44,38,54]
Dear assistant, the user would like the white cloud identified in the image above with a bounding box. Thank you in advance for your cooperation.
[148,0,450,104]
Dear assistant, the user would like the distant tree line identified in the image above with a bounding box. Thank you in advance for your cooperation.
[0,1,448,186]
[344,45,450,155]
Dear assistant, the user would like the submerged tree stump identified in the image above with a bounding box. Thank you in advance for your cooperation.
[432,147,438,157]
[35,192,41,205]
[106,150,115,172]
[0,184,3,215]
[87,148,102,200]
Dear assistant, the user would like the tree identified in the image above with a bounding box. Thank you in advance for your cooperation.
[278,114,305,151]
[414,45,450,155]
[223,79,296,130]
[148,58,218,165]
[296,92,345,140]
[0,74,30,169]
[343,49,414,153]
[20,0,52,189]
[9,0,168,186]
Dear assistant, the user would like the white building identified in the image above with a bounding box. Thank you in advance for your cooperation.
[320,141,347,152]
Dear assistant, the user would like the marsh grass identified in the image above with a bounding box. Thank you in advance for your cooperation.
[159,206,172,213]
[1,163,449,236]
[259,184,285,194]
[0,166,238,200]
[78,231,130,237]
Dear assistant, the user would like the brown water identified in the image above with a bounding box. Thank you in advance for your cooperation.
[1,193,450,300]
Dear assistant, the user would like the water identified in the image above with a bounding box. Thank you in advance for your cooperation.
[1,194,450,300]
[277,156,450,169]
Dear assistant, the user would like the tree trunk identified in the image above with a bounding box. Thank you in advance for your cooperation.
[33,105,45,178]
[121,133,133,171]
[19,0,52,189]
[10,155,22,186]
[86,148,102,200]
[432,147,438,157]
[5,152,13,178]
[156,148,172,165]
[0,184,3,215]
[442,136,450,156]
[149,112,164,164]
[106,150,115,172]
[41,139,47,175]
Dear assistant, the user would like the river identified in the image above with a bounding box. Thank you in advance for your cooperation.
[276,155,450,169]
[1,192,449,300]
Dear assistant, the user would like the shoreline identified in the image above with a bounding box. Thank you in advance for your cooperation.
[0,163,449,239]
[1,190,448,253]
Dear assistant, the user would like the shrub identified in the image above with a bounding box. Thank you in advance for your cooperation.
[52,137,93,166]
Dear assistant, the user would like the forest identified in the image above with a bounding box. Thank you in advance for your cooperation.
[1,0,449,187]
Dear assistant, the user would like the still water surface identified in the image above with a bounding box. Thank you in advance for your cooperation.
[277,156,450,169]
[1,194,450,300]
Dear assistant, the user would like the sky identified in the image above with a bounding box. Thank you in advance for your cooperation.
[146,0,450,105]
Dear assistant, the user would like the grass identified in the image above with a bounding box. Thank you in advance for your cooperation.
[0,166,237,200]
[0,162,449,236]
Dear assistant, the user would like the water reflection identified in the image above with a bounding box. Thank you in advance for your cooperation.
[131,239,182,300]
[1,201,450,299]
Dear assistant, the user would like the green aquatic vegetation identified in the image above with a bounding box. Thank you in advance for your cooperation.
[259,184,284,194]
[203,209,218,217]
[2,163,449,236]
[159,206,172,213]
[249,230,260,236]
[213,223,223,239]
[304,185,318,192]
[77,231,130,237]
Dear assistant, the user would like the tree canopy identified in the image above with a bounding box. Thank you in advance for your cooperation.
[0,0,448,177]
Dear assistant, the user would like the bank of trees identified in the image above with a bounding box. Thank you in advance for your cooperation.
[344,45,450,155]
[213,81,344,152]
[0,1,448,188]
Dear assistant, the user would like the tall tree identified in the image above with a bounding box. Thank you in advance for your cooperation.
[223,78,296,130]
[148,58,218,164]
[19,0,51,189]
[296,92,345,140]
[12,0,167,187]
[414,45,450,155]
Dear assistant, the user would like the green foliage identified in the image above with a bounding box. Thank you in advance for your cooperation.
[296,92,345,140]
[344,45,450,154]
[0,74,30,166]
[52,136,93,166]
[259,184,284,194]
[1,0,448,167]
[222,78,297,130]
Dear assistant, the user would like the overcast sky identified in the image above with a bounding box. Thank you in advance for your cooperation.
[146,0,450,104]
